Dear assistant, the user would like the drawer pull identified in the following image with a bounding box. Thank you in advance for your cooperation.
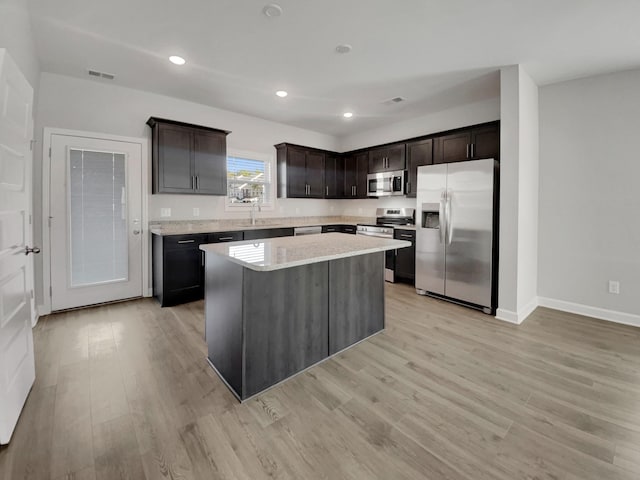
[177,240,195,244]
[218,237,234,241]
[399,234,413,238]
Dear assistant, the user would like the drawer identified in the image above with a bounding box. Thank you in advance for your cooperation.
[321,225,341,233]
[394,229,416,241]
[341,225,357,235]
[163,234,207,250]
[209,231,244,243]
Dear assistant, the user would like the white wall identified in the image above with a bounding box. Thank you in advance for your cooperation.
[538,68,640,321]
[0,0,39,89]
[496,65,539,324]
[337,97,500,151]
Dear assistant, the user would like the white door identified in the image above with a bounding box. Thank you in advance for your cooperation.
[49,134,143,311]
[0,49,36,445]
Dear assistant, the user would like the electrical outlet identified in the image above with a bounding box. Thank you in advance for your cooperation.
[295,207,300,214]
[193,207,200,217]
[608,280,620,295]
[160,208,171,217]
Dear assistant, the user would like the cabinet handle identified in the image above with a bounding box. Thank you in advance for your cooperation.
[196,176,199,190]
[178,239,195,244]
[191,176,195,189]
[201,251,205,266]
[399,234,413,238]
[218,236,234,241]
[326,185,329,196]
[471,143,475,158]
[407,181,410,194]
[354,186,357,196]
[466,144,470,159]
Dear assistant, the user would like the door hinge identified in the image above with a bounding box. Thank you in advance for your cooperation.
[30,139,35,151]
[49,147,52,158]
[49,285,52,297]
[29,214,32,225]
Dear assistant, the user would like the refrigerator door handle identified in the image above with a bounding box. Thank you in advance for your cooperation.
[439,190,446,244]
[447,189,453,245]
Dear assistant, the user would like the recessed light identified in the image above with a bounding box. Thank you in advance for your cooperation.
[169,55,186,66]
[343,112,354,118]
[335,44,353,54]
[263,3,283,17]
[276,90,288,98]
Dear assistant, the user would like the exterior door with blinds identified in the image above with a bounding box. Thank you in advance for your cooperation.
[49,135,143,311]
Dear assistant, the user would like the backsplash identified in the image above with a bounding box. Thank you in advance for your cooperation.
[148,194,416,222]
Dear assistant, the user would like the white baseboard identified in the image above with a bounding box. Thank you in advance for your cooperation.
[495,296,539,325]
[537,297,640,328]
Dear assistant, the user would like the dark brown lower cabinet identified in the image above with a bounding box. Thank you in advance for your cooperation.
[394,228,416,283]
[153,233,207,307]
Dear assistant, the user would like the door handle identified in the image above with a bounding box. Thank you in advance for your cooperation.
[447,190,453,245]
[24,246,41,255]
[439,191,446,244]
[133,229,141,235]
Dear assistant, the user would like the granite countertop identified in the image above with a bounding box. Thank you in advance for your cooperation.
[199,232,411,271]
[149,216,374,236]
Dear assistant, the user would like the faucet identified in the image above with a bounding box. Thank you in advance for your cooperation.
[250,202,262,226]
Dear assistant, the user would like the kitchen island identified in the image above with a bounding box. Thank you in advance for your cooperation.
[200,232,410,401]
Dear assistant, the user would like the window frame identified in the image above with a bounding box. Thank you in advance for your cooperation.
[224,148,276,211]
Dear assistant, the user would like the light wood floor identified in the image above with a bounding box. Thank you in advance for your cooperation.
[2,283,640,479]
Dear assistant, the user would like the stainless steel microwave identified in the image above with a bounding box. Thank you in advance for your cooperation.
[367,170,406,197]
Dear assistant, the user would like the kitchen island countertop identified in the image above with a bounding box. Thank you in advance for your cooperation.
[199,232,410,272]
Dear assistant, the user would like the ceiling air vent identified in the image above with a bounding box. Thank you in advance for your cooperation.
[87,69,116,80]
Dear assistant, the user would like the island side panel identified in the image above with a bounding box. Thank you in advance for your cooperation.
[328,252,385,355]
[205,254,244,398]
[242,262,329,399]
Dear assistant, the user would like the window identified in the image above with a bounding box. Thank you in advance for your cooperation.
[226,150,274,209]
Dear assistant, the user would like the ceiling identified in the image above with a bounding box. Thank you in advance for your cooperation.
[26,0,640,137]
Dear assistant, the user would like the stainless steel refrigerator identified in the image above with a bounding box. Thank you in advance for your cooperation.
[415,158,498,314]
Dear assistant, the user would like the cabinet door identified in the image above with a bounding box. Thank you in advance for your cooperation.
[406,139,433,197]
[368,147,387,173]
[355,153,369,198]
[163,245,204,304]
[306,150,325,198]
[471,124,500,160]
[394,229,416,282]
[243,228,293,240]
[157,124,194,192]
[287,147,308,198]
[386,144,406,171]
[435,131,472,164]
[193,130,227,195]
[324,154,344,198]
[344,155,357,197]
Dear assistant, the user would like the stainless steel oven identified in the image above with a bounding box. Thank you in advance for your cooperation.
[367,170,406,197]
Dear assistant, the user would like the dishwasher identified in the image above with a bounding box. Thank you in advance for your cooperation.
[294,226,322,236]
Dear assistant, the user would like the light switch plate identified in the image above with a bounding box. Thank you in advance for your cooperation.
[160,208,171,217]
[608,280,620,294]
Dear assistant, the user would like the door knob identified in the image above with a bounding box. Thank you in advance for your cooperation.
[25,246,41,255]
[133,229,141,235]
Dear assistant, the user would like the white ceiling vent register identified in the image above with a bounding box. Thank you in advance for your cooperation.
[87,69,115,80]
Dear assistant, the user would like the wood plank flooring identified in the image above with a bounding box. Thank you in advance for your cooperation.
[2,283,640,479]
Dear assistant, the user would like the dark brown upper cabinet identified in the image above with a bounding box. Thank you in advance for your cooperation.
[368,143,406,173]
[148,117,230,195]
[275,143,325,198]
[405,138,433,198]
[434,122,500,164]
[344,152,369,198]
[325,154,346,198]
